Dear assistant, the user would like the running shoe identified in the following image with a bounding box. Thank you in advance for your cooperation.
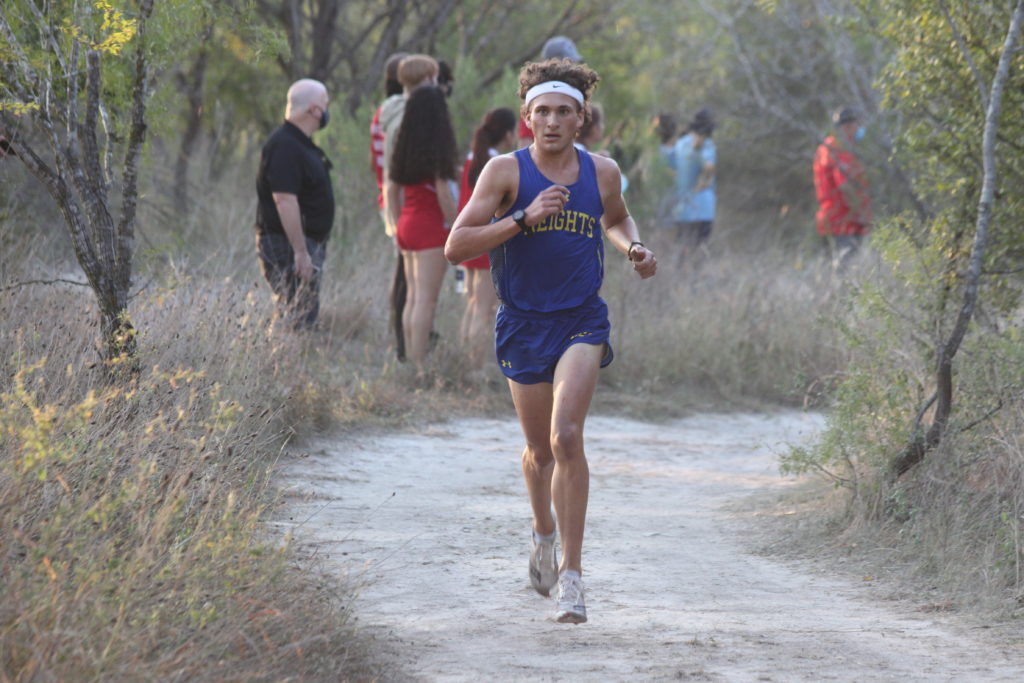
[529,532,558,597]
[554,571,587,624]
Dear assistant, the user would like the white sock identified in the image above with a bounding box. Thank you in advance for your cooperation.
[560,569,581,581]
[533,529,556,544]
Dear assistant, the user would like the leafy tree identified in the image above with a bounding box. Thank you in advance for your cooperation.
[781,0,1024,500]
[247,0,612,114]
[1,0,157,362]
[0,1,272,360]
[878,0,1024,478]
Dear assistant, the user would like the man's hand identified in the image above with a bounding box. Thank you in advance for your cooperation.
[629,245,657,279]
[523,184,571,227]
[293,249,315,280]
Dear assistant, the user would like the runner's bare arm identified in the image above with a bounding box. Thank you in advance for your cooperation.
[594,154,656,279]
[444,157,519,264]
[443,155,570,266]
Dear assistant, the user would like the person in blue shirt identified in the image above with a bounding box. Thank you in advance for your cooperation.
[445,59,657,624]
[661,108,716,263]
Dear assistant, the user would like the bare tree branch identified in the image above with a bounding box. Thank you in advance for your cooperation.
[939,0,1023,373]
[477,0,584,90]
[342,0,408,111]
[82,51,108,194]
[117,0,156,293]
[938,0,990,112]
[1,278,91,292]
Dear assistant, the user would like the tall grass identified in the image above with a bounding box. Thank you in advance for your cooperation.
[0,282,386,679]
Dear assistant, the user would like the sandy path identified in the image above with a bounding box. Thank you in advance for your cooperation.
[281,413,1024,681]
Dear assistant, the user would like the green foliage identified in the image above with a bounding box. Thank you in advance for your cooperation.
[877,0,1024,302]
[790,1,1024,521]
[0,100,40,115]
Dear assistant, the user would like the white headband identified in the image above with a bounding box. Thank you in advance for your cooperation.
[524,81,584,107]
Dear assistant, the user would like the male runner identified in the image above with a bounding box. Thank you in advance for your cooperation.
[445,59,657,623]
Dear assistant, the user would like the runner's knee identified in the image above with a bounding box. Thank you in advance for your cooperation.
[550,423,583,460]
[523,443,554,468]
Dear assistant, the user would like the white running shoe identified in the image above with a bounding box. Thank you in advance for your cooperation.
[554,571,587,624]
[529,532,558,597]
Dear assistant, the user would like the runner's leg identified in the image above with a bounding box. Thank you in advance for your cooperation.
[549,342,603,574]
[508,380,556,537]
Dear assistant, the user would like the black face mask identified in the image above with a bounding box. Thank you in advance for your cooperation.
[319,107,330,130]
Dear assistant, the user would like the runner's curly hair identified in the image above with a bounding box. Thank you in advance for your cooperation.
[518,58,600,122]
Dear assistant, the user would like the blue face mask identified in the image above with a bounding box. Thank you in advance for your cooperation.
[319,107,330,130]
[854,125,865,142]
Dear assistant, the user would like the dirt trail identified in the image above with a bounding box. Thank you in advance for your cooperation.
[281,413,1024,681]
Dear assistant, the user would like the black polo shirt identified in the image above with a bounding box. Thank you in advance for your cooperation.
[255,121,335,242]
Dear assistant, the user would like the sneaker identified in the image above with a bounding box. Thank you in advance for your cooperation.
[554,571,587,624]
[529,532,558,597]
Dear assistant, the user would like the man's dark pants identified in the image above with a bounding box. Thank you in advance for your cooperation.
[257,231,327,330]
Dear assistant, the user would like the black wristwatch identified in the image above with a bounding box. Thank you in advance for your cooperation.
[512,209,532,235]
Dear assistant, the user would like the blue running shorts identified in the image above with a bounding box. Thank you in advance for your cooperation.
[495,296,614,385]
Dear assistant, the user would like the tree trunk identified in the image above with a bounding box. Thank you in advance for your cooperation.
[173,23,213,208]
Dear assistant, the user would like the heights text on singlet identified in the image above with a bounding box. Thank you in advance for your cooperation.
[491,147,606,314]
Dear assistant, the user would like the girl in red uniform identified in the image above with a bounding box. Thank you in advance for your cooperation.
[387,86,459,366]
[457,107,518,369]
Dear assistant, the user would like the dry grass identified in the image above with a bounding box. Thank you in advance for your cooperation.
[0,282,389,680]
[0,162,507,680]
[751,408,1024,625]
[763,301,1024,625]
[598,221,852,414]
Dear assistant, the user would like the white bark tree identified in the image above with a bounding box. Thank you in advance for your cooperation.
[890,0,1024,478]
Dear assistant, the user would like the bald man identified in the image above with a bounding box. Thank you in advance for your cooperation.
[255,78,335,330]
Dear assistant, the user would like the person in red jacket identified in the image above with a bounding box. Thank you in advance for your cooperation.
[813,106,871,271]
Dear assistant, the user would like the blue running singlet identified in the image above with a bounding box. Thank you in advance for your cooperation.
[491,147,613,384]
[490,147,605,313]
